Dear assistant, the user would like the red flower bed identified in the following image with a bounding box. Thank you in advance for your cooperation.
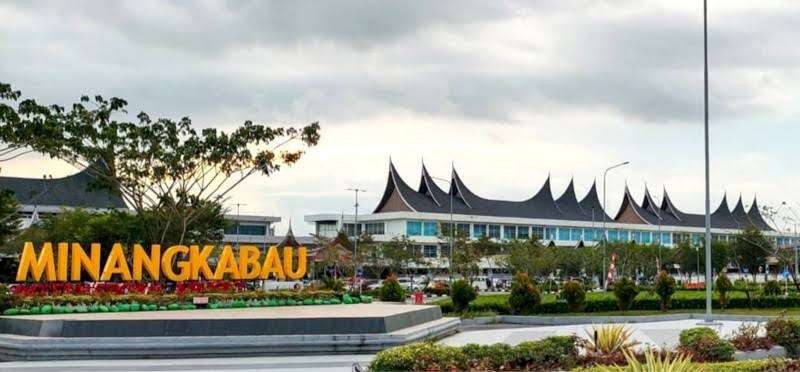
[9,281,247,297]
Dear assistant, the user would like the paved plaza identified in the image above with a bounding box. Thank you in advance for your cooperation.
[441,319,755,350]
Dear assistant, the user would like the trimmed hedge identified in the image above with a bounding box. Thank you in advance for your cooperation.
[1,290,372,316]
[435,290,800,315]
[369,336,577,371]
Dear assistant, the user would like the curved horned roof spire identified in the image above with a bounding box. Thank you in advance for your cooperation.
[660,187,683,221]
[747,197,774,231]
[449,167,474,209]
[730,195,751,228]
[373,160,420,213]
[710,193,739,229]
[640,185,662,220]
[418,162,447,207]
[555,178,586,220]
[578,181,613,222]
[614,185,652,225]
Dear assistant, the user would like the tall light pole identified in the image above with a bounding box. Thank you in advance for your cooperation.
[346,188,366,292]
[702,0,714,324]
[431,175,455,282]
[602,161,630,290]
[233,203,246,248]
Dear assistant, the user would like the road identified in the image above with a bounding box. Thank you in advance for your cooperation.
[0,355,376,372]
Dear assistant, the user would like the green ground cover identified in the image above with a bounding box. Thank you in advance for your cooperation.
[436,290,800,316]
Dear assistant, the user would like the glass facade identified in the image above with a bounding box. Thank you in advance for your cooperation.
[406,220,422,236]
[364,222,385,235]
[503,225,516,239]
[423,245,438,258]
[473,224,487,238]
[423,221,438,236]
[558,227,570,241]
[570,228,582,241]
[488,224,501,239]
[394,219,725,247]
[532,226,544,239]
[545,227,556,240]
[224,224,266,236]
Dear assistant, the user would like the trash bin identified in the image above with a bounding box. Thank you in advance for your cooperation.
[413,291,424,304]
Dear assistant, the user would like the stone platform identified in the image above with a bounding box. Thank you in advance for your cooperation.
[0,303,459,361]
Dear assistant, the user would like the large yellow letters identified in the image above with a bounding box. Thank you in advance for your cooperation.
[16,242,307,282]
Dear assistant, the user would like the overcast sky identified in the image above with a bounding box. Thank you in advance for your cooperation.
[2,1,799,235]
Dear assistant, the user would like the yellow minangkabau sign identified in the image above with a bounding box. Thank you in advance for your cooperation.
[15,242,307,282]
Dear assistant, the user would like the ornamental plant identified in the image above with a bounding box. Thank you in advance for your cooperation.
[654,270,676,311]
[561,280,585,312]
[509,272,541,315]
[612,277,638,311]
[450,279,477,312]
[678,327,735,362]
[379,275,406,302]
[583,324,639,356]
[715,272,733,309]
[766,314,800,356]
[763,280,782,296]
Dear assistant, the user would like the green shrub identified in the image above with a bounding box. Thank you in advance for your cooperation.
[512,336,577,370]
[450,279,477,312]
[319,276,345,293]
[654,270,676,311]
[766,314,800,356]
[379,275,406,302]
[370,336,576,371]
[763,280,782,296]
[678,327,734,362]
[561,280,585,312]
[612,277,639,311]
[509,272,541,315]
[715,273,733,309]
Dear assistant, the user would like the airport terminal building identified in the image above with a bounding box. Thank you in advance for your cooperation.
[306,162,797,260]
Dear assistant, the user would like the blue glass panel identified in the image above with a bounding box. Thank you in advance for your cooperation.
[558,227,570,241]
[571,228,582,241]
[473,224,486,238]
[518,226,530,238]
[503,225,516,239]
[545,227,556,240]
[608,230,619,241]
[532,226,544,239]
[423,221,438,236]
[584,229,594,241]
[488,225,501,239]
[661,232,672,245]
[406,220,422,236]
[619,230,630,242]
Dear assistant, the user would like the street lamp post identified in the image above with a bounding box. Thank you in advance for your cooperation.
[701,0,716,324]
[346,188,366,293]
[602,161,630,290]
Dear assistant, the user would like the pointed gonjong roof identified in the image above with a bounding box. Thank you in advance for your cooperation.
[578,181,614,222]
[0,165,127,209]
[371,161,775,231]
[555,179,586,220]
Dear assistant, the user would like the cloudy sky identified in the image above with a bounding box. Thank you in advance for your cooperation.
[2,1,800,235]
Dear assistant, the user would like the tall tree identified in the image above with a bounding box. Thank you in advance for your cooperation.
[0,189,20,246]
[731,227,771,280]
[0,82,320,245]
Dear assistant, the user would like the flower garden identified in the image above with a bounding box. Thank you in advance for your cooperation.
[0,281,373,316]
[370,318,800,371]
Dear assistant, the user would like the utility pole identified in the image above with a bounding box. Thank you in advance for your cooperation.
[701,0,715,324]
[346,188,366,293]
